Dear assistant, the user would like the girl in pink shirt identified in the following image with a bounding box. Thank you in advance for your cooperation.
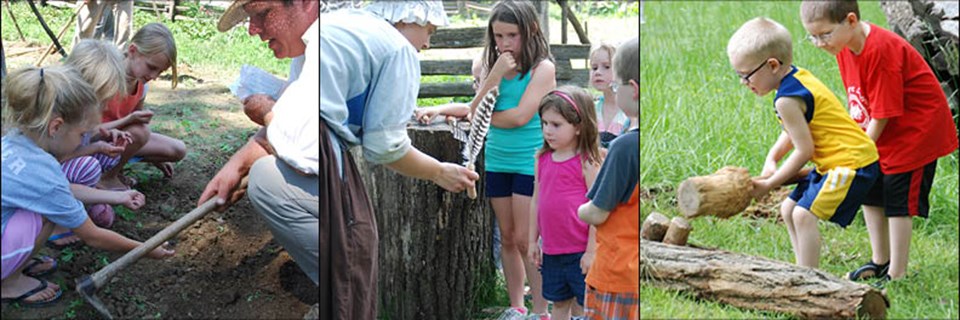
[527,86,602,320]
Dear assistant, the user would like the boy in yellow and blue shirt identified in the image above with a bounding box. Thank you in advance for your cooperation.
[726,17,879,269]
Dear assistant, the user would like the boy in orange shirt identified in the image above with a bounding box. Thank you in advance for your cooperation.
[578,37,639,320]
[800,1,959,284]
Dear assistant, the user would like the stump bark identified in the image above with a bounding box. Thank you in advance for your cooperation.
[640,240,888,319]
[640,211,670,241]
[676,166,753,219]
[352,121,496,320]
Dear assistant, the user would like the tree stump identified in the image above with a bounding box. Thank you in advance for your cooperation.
[352,121,496,320]
[662,217,691,246]
[676,166,753,219]
[640,240,888,319]
[640,211,670,241]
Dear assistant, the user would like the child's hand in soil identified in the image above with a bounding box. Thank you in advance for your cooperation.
[116,190,146,210]
[147,241,175,259]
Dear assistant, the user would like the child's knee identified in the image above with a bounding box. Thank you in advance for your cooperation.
[780,201,795,222]
[554,298,574,308]
[170,138,186,160]
[125,123,151,146]
[62,156,102,186]
[792,207,818,227]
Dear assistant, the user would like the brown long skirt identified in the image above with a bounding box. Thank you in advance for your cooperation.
[320,121,378,320]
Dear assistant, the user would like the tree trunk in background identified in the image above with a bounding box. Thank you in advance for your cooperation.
[880,1,959,118]
[641,240,889,319]
[352,122,497,320]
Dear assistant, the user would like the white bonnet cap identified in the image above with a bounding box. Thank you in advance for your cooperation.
[365,0,449,27]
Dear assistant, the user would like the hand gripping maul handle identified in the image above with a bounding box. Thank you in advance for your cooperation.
[76,197,223,319]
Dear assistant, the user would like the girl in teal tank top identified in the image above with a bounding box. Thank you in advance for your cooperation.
[484,70,543,176]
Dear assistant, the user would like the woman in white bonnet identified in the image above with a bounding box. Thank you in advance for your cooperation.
[319,1,479,319]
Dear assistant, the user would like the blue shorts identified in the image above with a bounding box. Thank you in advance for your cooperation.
[485,171,534,197]
[789,162,879,227]
[540,252,586,306]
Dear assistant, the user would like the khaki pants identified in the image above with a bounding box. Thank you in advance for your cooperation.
[73,0,133,50]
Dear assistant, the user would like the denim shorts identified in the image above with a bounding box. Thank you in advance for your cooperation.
[485,171,534,198]
[540,252,586,305]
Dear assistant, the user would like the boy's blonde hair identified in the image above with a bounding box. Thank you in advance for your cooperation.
[800,0,860,23]
[67,39,127,103]
[589,42,617,66]
[2,66,99,135]
[614,37,638,86]
[128,23,178,89]
[726,17,793,67]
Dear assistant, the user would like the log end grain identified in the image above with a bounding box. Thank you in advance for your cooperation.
[663,217,692,246]
[676,179,701,218]
[641,212,670,241]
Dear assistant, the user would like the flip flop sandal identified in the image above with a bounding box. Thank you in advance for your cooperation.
[45,231,83,250]
[847,260,890,281]
[0,278,63,308]
[21,256,58,278]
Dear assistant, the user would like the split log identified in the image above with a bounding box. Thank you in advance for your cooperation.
[640,239,888,319]
[662,217,691,246]
[677,166,753,219]
[640,212,669,241]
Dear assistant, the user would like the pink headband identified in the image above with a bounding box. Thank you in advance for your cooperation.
[550,91,580,115]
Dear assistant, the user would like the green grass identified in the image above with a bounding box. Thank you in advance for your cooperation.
[640,1,959,319]
[2,1,289,77]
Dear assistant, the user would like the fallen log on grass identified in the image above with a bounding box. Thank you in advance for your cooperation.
[640,239,888,319]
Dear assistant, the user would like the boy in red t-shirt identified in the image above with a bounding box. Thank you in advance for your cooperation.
[800,1,959,284]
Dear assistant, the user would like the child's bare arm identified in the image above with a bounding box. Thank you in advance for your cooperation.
[72,219,174,259]
[762,131,793,178]
[413,103,471,124]
[752,97,813,197]
[528,162,542,266]
[865,118,889,142]
[70,185,145,209]
[578,201,610,225]
[491,61,556,128]
[580,225,597,274]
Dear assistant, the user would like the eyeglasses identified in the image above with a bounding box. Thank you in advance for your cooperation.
[806,24,842,45]
[610,81,630,94]
[737,59,781,84]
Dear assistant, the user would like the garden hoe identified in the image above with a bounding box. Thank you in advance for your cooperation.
[76,196,226,319]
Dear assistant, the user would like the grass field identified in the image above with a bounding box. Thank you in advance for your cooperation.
[640,1,959,319]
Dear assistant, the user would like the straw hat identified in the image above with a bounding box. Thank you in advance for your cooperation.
[217,0,251,32]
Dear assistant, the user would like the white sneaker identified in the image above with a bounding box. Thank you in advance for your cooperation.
[497,307,528,320]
